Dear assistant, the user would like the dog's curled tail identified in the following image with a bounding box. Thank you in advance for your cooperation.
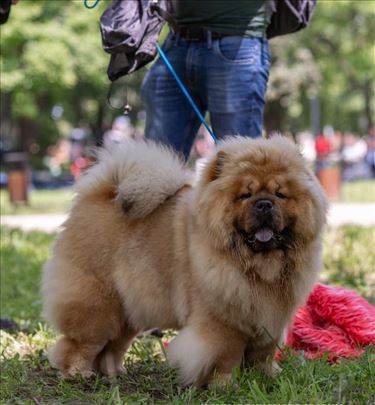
[75,140,190,219]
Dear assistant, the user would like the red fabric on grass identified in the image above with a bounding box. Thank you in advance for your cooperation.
[283,283,375,361]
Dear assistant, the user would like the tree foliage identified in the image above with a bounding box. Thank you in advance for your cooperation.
[0,0,373,159]
[266,0,375,134]
[0,0,143,153]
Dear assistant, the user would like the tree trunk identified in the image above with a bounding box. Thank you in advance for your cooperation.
[0,92,12,137]
[17,117,39,152]
[363,77,373,133]
[264,101,285,134]
[93,102,105,146]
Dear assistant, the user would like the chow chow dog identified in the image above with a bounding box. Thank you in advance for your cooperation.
[42,136,327,386]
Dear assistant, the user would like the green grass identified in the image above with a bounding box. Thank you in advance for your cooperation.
[322,226,375,303]
[0,179,374,218]
[341,180,375,203]
[0,228,54,330]
[1,225,374,404]
[0,188,75,215]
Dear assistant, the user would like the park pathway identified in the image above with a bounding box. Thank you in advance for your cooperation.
[1,203,375,233]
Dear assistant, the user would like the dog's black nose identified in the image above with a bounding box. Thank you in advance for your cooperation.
[254,199,274,213]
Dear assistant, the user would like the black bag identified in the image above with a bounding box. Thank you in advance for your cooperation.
[0,0,13,25]
[266,0,317,39]
[100,0,173,82]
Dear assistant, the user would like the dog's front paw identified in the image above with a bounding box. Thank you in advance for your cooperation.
[98,351,126,378]
[209,372,237,390]
[258,359,282,377]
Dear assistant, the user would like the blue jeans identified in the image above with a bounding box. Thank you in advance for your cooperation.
[141,33,271,160]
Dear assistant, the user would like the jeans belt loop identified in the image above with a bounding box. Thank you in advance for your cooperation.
[207,30,212,49]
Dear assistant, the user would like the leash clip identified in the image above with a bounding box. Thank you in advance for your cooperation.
[107,81,132,116]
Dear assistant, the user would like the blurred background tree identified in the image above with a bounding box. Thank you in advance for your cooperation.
[266,0,374,135]
[0,0,143,161]
[1,0,374,164]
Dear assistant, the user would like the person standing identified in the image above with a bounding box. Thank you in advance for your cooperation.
[141,0,273,160]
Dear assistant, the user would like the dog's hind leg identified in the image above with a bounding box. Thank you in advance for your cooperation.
[46,280,126,378]
[94,323,138,377]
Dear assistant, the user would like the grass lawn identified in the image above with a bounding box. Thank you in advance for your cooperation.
[0,188,75,216]
[341,180,375,203]
[0,180,374,217]
[1,225,374,404]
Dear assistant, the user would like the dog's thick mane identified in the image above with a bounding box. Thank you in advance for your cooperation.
[75,140,190,219]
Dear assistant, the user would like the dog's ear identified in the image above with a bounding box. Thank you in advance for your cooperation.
[202,150,227,183]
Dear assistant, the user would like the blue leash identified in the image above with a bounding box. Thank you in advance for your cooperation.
[156,44,218,143]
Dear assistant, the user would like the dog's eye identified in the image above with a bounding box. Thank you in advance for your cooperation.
[239,193,252,200]
[276,191,287,199]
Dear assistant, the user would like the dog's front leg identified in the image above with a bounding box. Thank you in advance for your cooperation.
[167,319,246,387]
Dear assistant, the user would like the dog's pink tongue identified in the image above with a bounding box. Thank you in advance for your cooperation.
[255,229,274,242]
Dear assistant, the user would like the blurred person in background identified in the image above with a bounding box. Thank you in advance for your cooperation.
[365,128,375,178]
[341,133,371,181]
[315,132,332,171]
[47,140,70,178]
[103,116,135,149]
[69,127,91,179]
[70,128,88,162]
[297,132,316,165]
[331,131,343,154]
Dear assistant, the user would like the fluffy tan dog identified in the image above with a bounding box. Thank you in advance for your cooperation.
[42,136,327,386]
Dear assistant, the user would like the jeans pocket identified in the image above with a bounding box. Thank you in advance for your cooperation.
[214,37,260,65]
